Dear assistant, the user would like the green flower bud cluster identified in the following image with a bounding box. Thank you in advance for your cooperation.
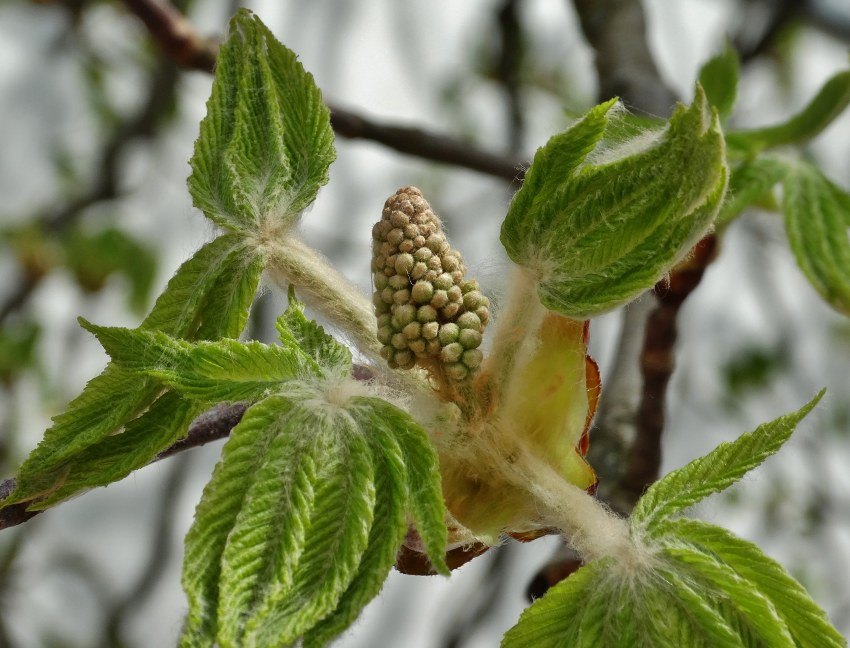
[372,187,490,381]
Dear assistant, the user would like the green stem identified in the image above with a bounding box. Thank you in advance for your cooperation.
[264,236,380,357]
[479,266,546,408]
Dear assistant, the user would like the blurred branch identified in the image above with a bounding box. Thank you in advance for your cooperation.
[100,453,192,648]
[0,55,179,325]
[119,0,526,182]
[571,0,677,116]
[494,0,525,154]
[586,294,655,511]
[734,0,850,63]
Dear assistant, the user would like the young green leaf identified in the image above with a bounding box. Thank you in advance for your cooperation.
[501,85,728,319]
[501,558,613,647]
[181,395,303,645]
[659,518,847,648]
[189,9,335,234]
[652,563,746,647]
[717,155,788,226]
[351,397,449,575]
[661,545,795,646]
[31,392,202,510]
[141,234,264,339]
[82,322,310,403]
[4,235,264,508]
[782,162,850,315]
[182,388,446,646]
[239,432,375,646]
[277,287,353,377]
[303,430,408,647]
[632,390,824,532]
[726,69,850,153]
[698,40,740,121]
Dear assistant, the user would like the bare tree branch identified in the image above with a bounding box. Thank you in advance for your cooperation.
[617,236,718,507]
[571,0,677,116]
[119,0,526,183]
[0,402,247,531]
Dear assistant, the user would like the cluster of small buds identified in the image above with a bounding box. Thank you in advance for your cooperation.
[372,187,490,381]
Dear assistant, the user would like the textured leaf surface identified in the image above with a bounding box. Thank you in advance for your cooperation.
[188,9,335,233]
[4,237,264,507]
[277,288,353,377]
[662,545,795,647]
[783,162,850,315]
[501,86,727,318]
[351,397,449,575]
[726,70,850,153]
[32,392,201,509]
[181,396,300,645]
[698,41,739,120]
[83,323,309,403]
[241,433,375,646]
[662,518,847,648]
[631,391,823,532]
[182,390,446,646]
[303,429,408,647]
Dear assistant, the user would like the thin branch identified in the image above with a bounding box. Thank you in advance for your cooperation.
[0,402,247,531]
[0,57,179,326]
[328,110,524,183]
[119,0,526,183]
[617,236,718,505]
[100,453,192,648]
[494,0,525,155]
[571,0,677,116]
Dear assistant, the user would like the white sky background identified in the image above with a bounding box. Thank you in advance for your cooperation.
[0,0,849,645]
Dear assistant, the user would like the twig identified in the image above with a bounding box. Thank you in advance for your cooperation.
[494,0,525,154]
[586,293,656,511]
[0,402,247,531]
[0,58,179,326]
[617,236,718,504]
[571,0,677,116]
[119,0,526,183]
[100,453,192,648]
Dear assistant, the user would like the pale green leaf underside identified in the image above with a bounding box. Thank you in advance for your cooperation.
[503,519,844,647]
[698,40,740,121]
[302,430,408,647]
[502,558,613,647]
[181,391,447,647]
[277,288,353,377]
[188,9,335,234]
[662,545,796,647]
[631,390,823,532]
[349,397,449,575]
[82,322,311,403]
[726,69,850,153]
[501,85,727,319]
[4,236,264,508]
[659,518,847,648]
[783,162,850,316]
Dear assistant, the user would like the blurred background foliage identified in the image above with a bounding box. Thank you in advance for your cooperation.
[0,0,849,646]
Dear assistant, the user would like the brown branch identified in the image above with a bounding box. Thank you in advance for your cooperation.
[571,0,677,116]
[119,0,526,183]
[0,402,247,531]
[617,236,718,506]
